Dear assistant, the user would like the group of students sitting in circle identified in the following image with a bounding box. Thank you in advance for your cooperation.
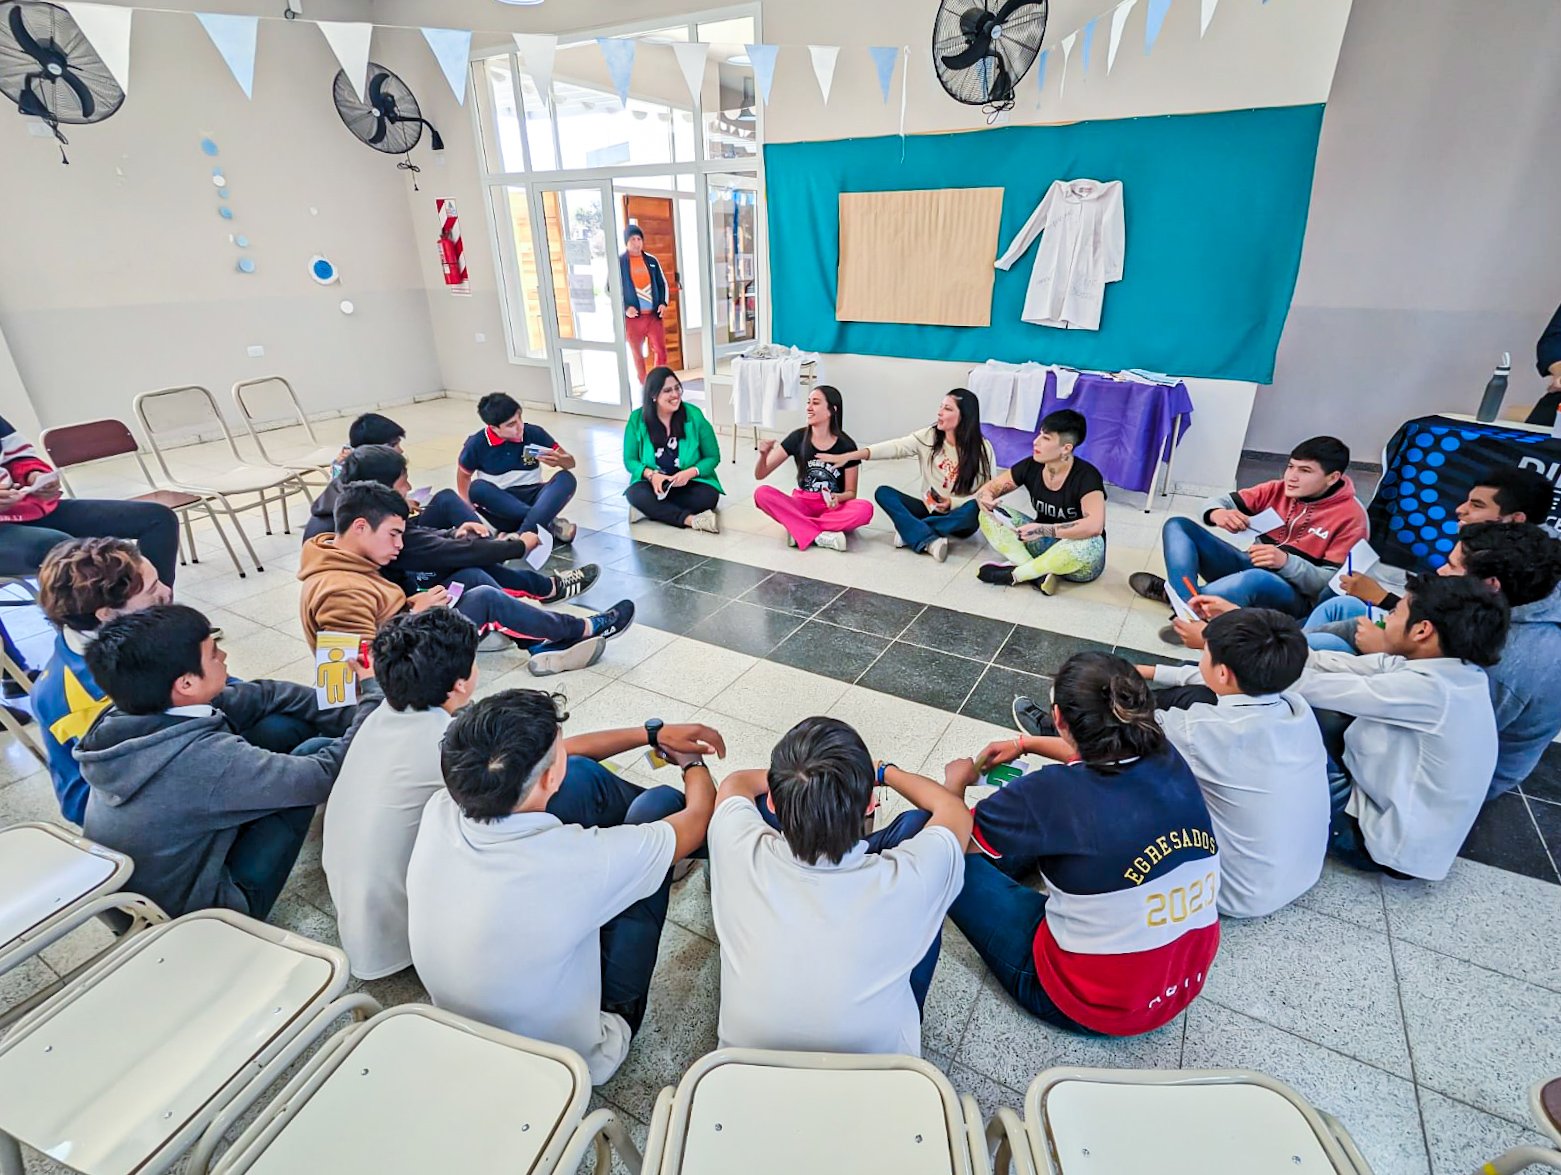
[6,375,1561,1087]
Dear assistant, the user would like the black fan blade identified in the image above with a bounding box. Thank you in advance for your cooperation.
[366,70,393,111]
[57,67,96,119]
[941,37,996,71]
[9,5,53,65]
[996,0,1040,23]
[366,114,390,145]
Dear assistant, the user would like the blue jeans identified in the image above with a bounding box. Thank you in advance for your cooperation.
[947,854,1097,1034]
[416,489,483,531]
[470,473,577,535]
[223,734,333,920]
[756,802,942,1011]
[454,584,585,650]
[1304,596,1368,653]
[444,563,553,599]
[548,756,685,1032]
[873,486,980,553]
[1161,516,1306,615]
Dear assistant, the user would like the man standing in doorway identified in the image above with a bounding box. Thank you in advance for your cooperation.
[621,224,670,385]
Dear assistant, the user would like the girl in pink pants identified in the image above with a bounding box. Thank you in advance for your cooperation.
[752,386,874,551]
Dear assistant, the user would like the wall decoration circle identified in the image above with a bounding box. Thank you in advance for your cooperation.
[339,300,355,314]
[218,206,234,220]
[309,255,340,285]
[236,257,256,274]
[201,138,219,156]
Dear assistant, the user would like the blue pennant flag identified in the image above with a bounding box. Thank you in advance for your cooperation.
[746,44,780,104]
[596,37,637,109]
[196,13,259,99]
[1081,17,1098,76]
[1145,0,1174,53]
[869,45,900,104]
[1033,49,1048,107]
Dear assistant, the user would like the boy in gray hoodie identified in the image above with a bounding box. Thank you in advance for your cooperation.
[76,604,379,920]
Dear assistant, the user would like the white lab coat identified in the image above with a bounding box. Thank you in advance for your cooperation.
[995,179,1125,331]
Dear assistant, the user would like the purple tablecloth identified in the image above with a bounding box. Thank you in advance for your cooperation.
[982,373,1195,493]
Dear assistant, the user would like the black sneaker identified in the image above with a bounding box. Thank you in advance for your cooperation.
[1129,572,1167,602]
[977,563,1016,586]
[542,563,600,603]
[2,701,34,727]
[1158,623,1186,647]
[549,517,578,545]
[1013,695,1057,738]
[586,599,635,641]
[2,668,39,701]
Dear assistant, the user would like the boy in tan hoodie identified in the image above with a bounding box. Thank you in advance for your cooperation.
[300,482,634,677]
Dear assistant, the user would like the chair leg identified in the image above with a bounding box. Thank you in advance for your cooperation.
[0,648,34,696]
[218,496,266,573]
[258,488,274,536]
[1483,1148,1561,1174]
[0,1130,24,1175]
[0,697,45,766]
[182,509,200,565]
[200,499,250,578]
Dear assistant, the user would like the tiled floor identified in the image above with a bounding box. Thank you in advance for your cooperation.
[2,396,1557,1173]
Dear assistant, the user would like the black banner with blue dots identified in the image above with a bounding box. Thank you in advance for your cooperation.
[1369,416,1561,570]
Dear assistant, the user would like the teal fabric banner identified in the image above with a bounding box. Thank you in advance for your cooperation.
[765,104,1325,383]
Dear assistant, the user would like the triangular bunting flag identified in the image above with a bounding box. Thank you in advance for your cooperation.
[596,38,636,110]
[1032,49,1048,109]
[1145,0,1174,53]
[319,21,373,103]
[745,44,780,105]
[1080,17,1098,77]
[420,28,472,105]
[868,45,899,104]
[195,13,258,99]
[1200,0,1221,36]
[1109,0,1139,72]
[670,41,709,106]
[513,34,557,108]
[1059,32,1076,97]
[63,4,132,94]
[809,45,839,105]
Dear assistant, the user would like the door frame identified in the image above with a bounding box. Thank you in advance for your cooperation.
[529,178,635,421]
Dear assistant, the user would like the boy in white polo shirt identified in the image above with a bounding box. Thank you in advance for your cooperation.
[1134,608,1329,919]
[322,608,479,981]
[709,717,973,1057]
[405,689,723,1084]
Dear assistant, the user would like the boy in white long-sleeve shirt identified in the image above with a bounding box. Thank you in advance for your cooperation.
[1295,574,1509,881]
[1135,608,1329,919]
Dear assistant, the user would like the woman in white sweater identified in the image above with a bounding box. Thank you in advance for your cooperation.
[815,389,995,563]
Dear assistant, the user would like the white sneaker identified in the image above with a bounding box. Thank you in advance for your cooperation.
[787,533,798,548]
[927,537,949,562]
[477,631,512,652]
[892,532,907,548]
[814,531,847,552]
[526,635,606,676]
[627,506,644,524]
[688,510,720,534]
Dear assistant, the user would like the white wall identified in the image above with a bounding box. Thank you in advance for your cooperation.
[0,4,440,436]
[1250,0,1561,455]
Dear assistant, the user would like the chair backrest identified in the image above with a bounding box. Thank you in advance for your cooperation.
[232,377,322,466]
[134,385,244,477]
[0,822,129,953]
[38,419,140,469]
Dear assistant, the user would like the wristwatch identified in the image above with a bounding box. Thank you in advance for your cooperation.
[679,758,707,774]
[644,718,664,752]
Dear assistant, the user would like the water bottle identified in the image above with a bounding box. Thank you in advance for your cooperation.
[1475,353,1510,423]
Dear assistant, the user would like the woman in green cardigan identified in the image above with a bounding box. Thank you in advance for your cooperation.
[623,367,724,532]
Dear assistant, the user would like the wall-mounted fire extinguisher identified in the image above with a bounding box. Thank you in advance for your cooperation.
[436,197,470,295]
[438,230,461,284]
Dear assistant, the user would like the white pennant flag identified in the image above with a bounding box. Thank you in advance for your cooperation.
[808,44,840,105]
[319,21,373,103]
[670,41,709,106]
[1059,32,1076,96]
[1108,0,1139,73]
[513,34,557,109]
[420,28,472,105]
[63,3,133,94]
[1200,0,1222,36]
[195,13,258,98]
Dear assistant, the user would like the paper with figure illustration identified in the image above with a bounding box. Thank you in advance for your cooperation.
[314,631,359,709]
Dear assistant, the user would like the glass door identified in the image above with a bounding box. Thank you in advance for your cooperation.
[534,181,634,419]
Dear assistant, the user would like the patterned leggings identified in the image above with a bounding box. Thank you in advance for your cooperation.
[979,511,1106,584]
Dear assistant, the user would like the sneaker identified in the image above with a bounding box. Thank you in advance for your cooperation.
[1158,622,1186,647]
[814,531,847,552]
[977,563,1016,586]
[1012,695,1057,738]
[1034,573,1059,596]
[627,506,644,524]
[927,537,949,563]
[587,598,636,641]
[541,563,600,603]
[687,510,720,534]
[548,517,578,545]
[1129,572,1167,602]
[2,702,33,728]
[672,859,697,883]
[787,534,798,548]
[2,668,39,701]
[892,532,907,549]
[526,635,606,676]
[477,631,512,653]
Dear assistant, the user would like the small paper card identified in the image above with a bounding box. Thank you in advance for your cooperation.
[526,527,554,570]
[406,485,433,507]
[1164,580,1200,624]
[1327,539,1381,597]
[313,631,360,709]
[1244,506,1285,535]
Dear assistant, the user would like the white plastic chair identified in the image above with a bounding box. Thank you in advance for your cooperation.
[1479,1077,1561,1173]
[0,823,164,1017]
[134,385,313,574]
[987,1067,1372,1174]
[230,377,338,488]
[641,1048,991,1175]
[0,908,361,1175]
[205,1004,642,1175]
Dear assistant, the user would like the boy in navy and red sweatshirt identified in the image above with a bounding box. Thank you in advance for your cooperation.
[1130,436,1367,639]
[456,393,579,544]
